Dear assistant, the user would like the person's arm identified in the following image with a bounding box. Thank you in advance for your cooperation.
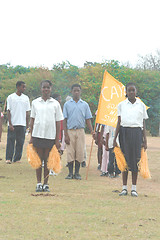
[63,118,70,145]
[55,121,61,149]
[29,117,34,144]
[142,119,147,151]
[86,119,95,138]
[95,124,100,144]
[26,111,30,129]
[0,113,2,142]
[105,133,109,151]
[113,116,121,148]
[7,110,14,131]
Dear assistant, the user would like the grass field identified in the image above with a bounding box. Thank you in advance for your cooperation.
[0,133,160,240]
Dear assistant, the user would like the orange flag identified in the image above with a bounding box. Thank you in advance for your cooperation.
[96,71,125,127]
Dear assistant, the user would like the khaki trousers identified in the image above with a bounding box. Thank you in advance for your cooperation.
[66,129,85,163]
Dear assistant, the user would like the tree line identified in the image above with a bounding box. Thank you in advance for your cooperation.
[0,51,160,136]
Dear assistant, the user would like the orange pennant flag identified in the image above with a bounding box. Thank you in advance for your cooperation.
[96,71,125,127]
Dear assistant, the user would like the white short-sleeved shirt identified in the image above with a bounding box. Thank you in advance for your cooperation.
[31,97,64,139]
[7,93,31,126]
[105,126,119,148]
[117,98,148,128]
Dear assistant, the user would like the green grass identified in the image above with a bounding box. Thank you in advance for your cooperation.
[0,134,160,240]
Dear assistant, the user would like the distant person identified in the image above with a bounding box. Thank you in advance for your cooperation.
[6,81,30,164]
[113,83,148,197]
[0,108,2,142]
[63,84,94,180]
[105,126,121,178]
[100,125,109,176]
[95,123,103,170]
[29,80,63,192]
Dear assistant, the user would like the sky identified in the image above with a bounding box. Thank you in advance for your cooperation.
[0,0,160,68]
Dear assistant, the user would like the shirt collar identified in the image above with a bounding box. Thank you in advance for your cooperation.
[126,97,140,104]
[38,97,54,102]
[70,98,83,103]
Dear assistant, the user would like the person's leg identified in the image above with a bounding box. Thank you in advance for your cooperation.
[100,145,109,176]
[65,130,75,179]
[35,148,43,183]
[131,171,138,197]
[119,171,128,196]
[6,127,16,163]
[75,129,85,179]
[43,148,50,185]
[13,126,26,162]
[108,148,114,177]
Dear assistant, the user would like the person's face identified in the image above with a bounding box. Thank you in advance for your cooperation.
[126,85,137,100]
[57,96,62,104]
[18,84,26,93]
[71,87,81,99]
[41,82,51,98]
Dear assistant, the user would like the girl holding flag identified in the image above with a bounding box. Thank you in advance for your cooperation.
[113,82,148,197]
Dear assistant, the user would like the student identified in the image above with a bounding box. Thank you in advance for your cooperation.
[100,125,109,176]
[29,80,64,192]
[6,81,30,164]
[63,84,94,180]
[105,126,121,178]
[95,123,103,170]
[113,83,148,197]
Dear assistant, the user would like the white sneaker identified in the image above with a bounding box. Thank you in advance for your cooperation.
[131,190,138,197]
[49,170,57,176]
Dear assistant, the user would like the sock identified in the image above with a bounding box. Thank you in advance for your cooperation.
[132,185,136,191]
[122,185,127,191]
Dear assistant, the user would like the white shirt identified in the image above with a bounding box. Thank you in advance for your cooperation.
[105,126,119,148]
[31,97,64,139]
[7,93,30,126]
[117,98,148,128]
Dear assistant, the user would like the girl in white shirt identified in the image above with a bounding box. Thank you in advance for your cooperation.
[113,83,148,197]
[30,80,64,192]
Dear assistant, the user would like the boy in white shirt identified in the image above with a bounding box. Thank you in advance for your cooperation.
[6,81,30,164]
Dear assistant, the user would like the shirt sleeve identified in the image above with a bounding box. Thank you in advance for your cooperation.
[85,103,92,119]
[30,101,36,118]
[63,102,68,119]
[55,102,64,121]
[142,103,149,120]
[26,97,31,111]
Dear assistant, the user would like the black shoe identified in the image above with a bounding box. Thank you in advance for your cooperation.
[65,174,73,179]
[43,184,50,192]
[74,173,82,180]
[65,161,74,179]
[36,184,43,192]
[75,160,81,180]
[81,161,86,168]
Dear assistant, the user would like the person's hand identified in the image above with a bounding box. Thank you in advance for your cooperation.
[105,145,109,151]
[92,131,96,140]
[113,139,117,148]
[142,140,147,151]
[29,137,33,144]
[9,124,14,131]
[55,139,61,150]
[65,134,70,145]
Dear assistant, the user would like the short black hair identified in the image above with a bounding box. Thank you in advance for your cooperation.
[16,81,25,88]
[41,80,52,87]
[125,82,137,91]
[71,84,81,90]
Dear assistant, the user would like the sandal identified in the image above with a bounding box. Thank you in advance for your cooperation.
[6,160,12,164]
[119,189,128,196]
